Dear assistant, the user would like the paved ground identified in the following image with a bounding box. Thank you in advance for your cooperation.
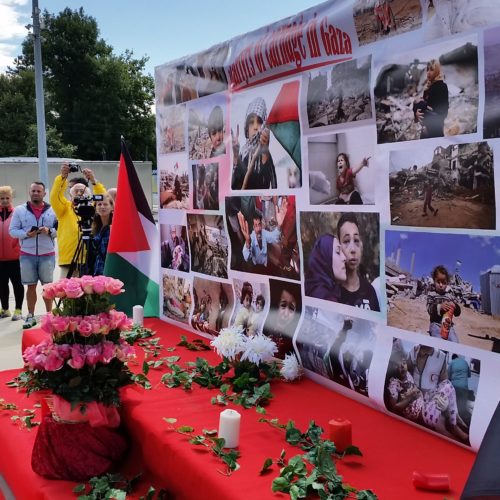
[0,282,46,371]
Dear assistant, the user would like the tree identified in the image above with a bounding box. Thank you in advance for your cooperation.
[12,7,155,162]
[24,124,77,158]
[0,71,36,157]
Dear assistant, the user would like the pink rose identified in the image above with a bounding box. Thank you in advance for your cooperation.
[105,278,125,296]
[56,344,71,359]
[66,316,78,332]
[91,320,102,335]
[68,344,86,369]
[78,319,93,337]
[51,315,70,333]
[80,275,96,294]
[44,349,65,371]
[41,314,54,334]
[92,276,108,295]
[100,341,116,363]
[85,345,102,366]
[116,339,135,361]
[42,284,56,300]
[54,279,70,298]
[63,280,84,299]
[23,344,44,369]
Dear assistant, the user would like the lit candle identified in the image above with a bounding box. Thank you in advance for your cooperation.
[132,305,144,326]
[218,409,241,448]
[328,418,352,452]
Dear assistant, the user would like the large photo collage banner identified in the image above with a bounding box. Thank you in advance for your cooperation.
[155,0,500,450]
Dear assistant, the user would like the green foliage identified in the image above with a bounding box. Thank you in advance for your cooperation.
[8,7,155,161]
[259,418,375,500]
[24,123,77,157]
[177,335,211,351]
[120,325,155,345]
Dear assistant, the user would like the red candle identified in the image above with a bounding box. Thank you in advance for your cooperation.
[328,418,352,452]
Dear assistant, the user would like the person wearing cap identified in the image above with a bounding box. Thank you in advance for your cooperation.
[231,97,277,190]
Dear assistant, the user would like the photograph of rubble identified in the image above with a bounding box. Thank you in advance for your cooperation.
[157,104,186,155]
[306,56,372,129]
[162,273,192,324]
[158,154,190,209]
[352,0,423,46]
[484,26,500,139]
[386,229,500,354]
[389,141,495,229]
[296,306,376,397]
[374,36,478,143]
[384,337,479,446]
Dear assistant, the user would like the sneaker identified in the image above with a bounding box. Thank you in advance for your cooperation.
[22,314,37,330]
[11,309,23,321]
[0,309,11,318]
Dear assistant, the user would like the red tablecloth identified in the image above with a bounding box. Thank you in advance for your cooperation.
[14,318,476,499]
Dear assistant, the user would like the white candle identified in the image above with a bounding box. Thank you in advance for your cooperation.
[218,409,241,448]
[132,305,144,326]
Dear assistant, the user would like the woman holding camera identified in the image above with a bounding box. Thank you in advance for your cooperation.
[89,194,113,276]
[414,59,449,139]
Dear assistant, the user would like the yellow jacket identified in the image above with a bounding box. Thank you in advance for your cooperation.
[49,175,106,265]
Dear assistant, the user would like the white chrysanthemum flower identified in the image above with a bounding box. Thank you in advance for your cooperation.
[240,334,277,365]
[280,353,302,381]
[210,327,245,361]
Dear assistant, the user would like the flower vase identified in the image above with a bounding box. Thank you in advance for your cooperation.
[32,396,127,481]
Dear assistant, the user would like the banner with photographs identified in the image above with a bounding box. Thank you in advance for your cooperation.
[156,0,500,451]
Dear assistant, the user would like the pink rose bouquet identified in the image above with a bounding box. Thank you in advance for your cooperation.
[19,276,136,408]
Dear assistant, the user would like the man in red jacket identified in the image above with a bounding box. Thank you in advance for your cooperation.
[0,186,24,320]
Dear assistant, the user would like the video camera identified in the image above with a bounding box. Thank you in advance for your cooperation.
[68,162,82,173]
[73,194,104,232]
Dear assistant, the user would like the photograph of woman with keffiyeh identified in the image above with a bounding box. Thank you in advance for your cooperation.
[230,78,302,191]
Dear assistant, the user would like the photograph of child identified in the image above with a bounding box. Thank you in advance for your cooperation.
[231,79,302,190]
[157,104,185,155]
[301,212,381,312]
[308,126,376,205]
[190,277,234,336]
[484,26,500,139]
[296,307,376,397]
[192,163,219,210]
[389,141,495,229]
[230,278,269,337]
[424,0,500,41]
[374,36,478,143]
[306,56,372,129]
[160,224,189,272]
[352,0,422,46]
[386,230,500,353]
[188,96,227,160]
[187,214,228,279]
[384,338,479,445]
[225,195,300,280]
[159,154,189,209]
[262,279,302,359]
[162,273,192,324]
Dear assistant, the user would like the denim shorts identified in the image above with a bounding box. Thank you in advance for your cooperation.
[20,254,55,285]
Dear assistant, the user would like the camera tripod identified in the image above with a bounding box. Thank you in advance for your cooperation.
[66,221,94,278]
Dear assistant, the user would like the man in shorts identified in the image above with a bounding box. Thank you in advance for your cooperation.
[9,182,57,329]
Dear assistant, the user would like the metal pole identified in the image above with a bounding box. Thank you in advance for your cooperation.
[32,0,48,188]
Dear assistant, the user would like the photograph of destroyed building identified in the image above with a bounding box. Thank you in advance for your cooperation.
[385,230,500,354]
[389,141,495,229]
[374,36,478,143]
[352,0,422,46]
[306,56,372,129]
[484,26,500,139]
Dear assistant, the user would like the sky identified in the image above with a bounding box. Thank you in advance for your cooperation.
[385,230,500,290]
[0,0,321,75]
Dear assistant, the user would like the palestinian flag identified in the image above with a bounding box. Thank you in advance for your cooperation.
[267,80,301,169]
[104,139,159,317]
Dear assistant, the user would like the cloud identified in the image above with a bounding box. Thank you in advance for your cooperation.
[0,0,29,72]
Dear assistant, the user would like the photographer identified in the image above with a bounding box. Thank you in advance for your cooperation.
[9,182,57,329]
[50,163,106,278]
[88,194,113,276]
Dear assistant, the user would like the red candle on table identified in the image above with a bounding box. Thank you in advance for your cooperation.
[328,418,352,452]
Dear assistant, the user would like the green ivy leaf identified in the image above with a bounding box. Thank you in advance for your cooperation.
[260,457,273,474]
[203,429,218,436]
[177,425,195,434]
[73,484,86,493]
[343,445,363,457]
[163,417,177,425]
[272,477,291,493]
